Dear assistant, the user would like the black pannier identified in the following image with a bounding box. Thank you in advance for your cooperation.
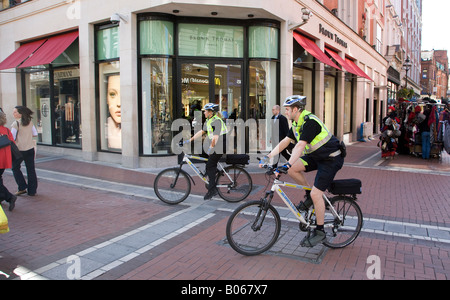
[328,179,362,195]
[225,154,250,165]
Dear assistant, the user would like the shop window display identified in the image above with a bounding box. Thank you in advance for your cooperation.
[249,61,277,152]
[141,58,173,154]
[98,61,121,151]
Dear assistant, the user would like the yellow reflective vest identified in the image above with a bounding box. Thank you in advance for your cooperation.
[292,110,333,154]
[206,115,227,140]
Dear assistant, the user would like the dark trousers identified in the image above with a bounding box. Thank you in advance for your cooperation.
[206,139,226,191]
[12,148,38,195]
[0,169,14,202]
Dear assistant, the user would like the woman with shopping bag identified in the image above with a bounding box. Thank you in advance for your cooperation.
[0,110,17,212]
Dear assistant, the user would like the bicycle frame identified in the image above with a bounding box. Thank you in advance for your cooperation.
[269,178,342,228]
[182,153,233,187]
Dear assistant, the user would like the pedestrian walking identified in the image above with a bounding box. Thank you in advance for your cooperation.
[11,106,38,196]
[0,110,17,211]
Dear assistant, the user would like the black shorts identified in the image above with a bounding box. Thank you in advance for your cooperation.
[300,155,344,192]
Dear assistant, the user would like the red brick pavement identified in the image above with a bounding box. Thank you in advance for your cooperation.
[0,141,449,280]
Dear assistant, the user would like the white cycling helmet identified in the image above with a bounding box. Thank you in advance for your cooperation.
[283,95,307,108]
[202,103,219,112]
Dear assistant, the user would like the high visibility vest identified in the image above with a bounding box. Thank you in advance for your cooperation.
[292,110,333,154]
[206,115,227,140]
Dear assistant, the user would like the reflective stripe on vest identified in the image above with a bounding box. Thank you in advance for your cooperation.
[292,110,333,154]
[206,115,227,140]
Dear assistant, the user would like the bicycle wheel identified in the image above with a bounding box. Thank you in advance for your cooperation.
[216,166,252,202]
[322,196,363,249]
[154,168,191,205]
[226,200,281,256]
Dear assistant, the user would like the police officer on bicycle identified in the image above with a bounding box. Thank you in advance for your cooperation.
[260,95,345,247]
[185,103,227,200]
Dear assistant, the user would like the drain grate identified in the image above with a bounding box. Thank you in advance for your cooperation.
[220,224,329,264]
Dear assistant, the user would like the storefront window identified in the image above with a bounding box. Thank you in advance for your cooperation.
[98,62,121,151]
[293,39,314,112]
[324,66,336,134]
[293,68,313,112]
[24,68,51,145]
[96,24,120,152]
[96,26,119,61]
[140,20,174,55]
[249,26,279,59]
[344,73,353,133]
[54,67,81,147]
[249,61,277,151]
[141,58,173,154]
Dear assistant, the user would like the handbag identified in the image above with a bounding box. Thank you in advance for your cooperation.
[0,205,9,234]
[0,134,11,149]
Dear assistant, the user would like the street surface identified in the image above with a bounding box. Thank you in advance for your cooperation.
[0,139,449,281]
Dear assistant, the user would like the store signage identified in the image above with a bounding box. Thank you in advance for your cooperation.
[319,24,348,48]
[178,23,244,58]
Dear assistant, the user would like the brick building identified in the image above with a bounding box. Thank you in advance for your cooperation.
[421,50,449,99]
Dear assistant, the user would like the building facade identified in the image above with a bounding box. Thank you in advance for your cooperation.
[0,0,387,168]
[420,50,449,100]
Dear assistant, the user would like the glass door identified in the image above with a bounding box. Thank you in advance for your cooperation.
[214,64,242,121]
[180,61,242,122]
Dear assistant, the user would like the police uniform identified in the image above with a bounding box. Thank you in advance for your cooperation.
[204,114,227,191]
[287,110,344,191]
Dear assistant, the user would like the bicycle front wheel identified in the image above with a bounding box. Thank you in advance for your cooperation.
[154,168,191,205]
[323,196,363,249]
[226,200,281,256]
[216,166,252,202]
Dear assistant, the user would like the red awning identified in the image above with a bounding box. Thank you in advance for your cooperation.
[325,48,372,81]
[0,39,46,70]
[19,31,79,68]
[345,57,372,81]
[293,32,341,70]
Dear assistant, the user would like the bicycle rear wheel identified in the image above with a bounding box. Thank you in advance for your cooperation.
[154,168,191,205]
[226,200,281,256]
[216,166,252,202]
[323,196,363,249]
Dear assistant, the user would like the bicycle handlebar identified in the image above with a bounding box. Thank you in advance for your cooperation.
[257,157,287,177]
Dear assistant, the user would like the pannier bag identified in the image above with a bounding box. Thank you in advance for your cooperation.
[225,154,250,165]
[328,179,362,195]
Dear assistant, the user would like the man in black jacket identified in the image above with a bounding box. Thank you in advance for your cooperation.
[270,105,293,167]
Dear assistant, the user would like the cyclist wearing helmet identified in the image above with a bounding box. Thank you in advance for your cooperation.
[260,95,344,247]
[186,103,227,200]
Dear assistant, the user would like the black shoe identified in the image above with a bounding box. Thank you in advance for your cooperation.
[296,194,313,211]
[8,195,17,212]
[301,229,326,247]
[204,188,218,200]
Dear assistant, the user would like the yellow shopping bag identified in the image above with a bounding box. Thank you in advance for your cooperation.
[0,205,9,234]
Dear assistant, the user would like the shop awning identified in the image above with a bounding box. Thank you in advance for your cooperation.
[0,39,46,70]
[345,57,372,81]
[325,48,372,81]
[19,31,79,68]
[293,32,341,71]
[325,49,372,81]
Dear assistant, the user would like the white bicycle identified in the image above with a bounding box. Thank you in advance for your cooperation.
[226,164,363,256]
[154,151,252,204]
